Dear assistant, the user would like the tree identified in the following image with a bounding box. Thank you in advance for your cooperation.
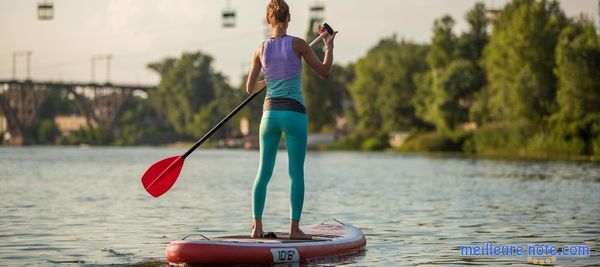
[416,3,489,133]
[427,16,457,70]
[349,36,429,136]
[551,17,600,155]
[437,60,485,131]
[554,18,600,121]
[113,95,176,145]
[457,2,488,62]
[147,51,231,137]
[414,15,458,132]
[480,0,566,123]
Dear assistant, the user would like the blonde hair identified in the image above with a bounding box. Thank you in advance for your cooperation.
[266,0,290,27]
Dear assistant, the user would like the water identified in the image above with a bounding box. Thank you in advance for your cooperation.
[0,147,599,266]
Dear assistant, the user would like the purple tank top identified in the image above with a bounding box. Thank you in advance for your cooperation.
[261,35,302,80]
[261,35,305,105]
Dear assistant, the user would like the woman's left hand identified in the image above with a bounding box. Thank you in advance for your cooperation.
[319,26,337,50]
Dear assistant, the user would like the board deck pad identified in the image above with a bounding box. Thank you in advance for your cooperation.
[216,233,333,243]
[166,222,366,265]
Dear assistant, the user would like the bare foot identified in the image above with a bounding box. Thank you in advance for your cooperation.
[251,220,264,238]
[251,228,264,238]
[289,228,312,240]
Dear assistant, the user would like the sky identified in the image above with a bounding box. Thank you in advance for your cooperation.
[0,0,598,87]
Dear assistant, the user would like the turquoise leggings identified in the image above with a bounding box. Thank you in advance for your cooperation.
[252,110,307,221]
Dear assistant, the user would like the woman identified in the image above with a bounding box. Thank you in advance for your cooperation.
[246,0,337,239]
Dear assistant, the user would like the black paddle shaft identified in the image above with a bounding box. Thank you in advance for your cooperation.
[181,23,334,159]
[182,88,264,159]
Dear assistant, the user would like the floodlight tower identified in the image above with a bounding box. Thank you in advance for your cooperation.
[485,0,501,28]
[222,0,236,28]
[37,0,53,20]
[309,1,325,32]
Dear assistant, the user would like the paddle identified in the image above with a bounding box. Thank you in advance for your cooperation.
[141,23,335,198]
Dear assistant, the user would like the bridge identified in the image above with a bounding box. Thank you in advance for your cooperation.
[0,79,153,145]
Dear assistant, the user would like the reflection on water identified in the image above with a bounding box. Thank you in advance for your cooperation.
[0,147,598,266]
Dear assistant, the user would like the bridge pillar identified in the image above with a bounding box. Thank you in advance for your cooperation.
[0,81,49,145]
[68,85,132,130]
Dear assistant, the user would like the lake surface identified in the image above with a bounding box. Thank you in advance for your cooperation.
[0,147,599,266]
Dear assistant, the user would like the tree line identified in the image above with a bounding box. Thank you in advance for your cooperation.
[17,0,599,159]
[333,0,600,159]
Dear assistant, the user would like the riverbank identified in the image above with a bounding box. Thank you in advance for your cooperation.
[321,127,600,162]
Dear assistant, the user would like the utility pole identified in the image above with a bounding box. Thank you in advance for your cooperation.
[91,54,112,84]
[12,53,16,80]
[106,54,112,84]
[91,57,95,82]
[26,51,32,80]
[12,50,33,81]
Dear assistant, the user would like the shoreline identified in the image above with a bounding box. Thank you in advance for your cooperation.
[1,144,598,162]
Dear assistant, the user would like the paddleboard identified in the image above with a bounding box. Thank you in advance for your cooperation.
[165,220,366,265]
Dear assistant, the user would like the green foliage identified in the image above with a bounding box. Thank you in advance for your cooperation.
[468,120,538,156]
[427,16,457,69]
[554,18,600,122]
[526,125,585,157]
[32,119,60,144]
[324,132,388,151]
[400,131,469,152]
[349,36,429,136]
[480,0,566,123]
[147,51,231,137]
[360,132,389,151]
[323,133,364,150]
[416,60,485,133]
[25,89,78,145]
[113,96,177,145]
[60,126,113,145]
[547,17,600,156]
[415,5,486,133]
[457,2,489,62]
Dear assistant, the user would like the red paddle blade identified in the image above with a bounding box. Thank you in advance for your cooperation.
[141,156,185,198]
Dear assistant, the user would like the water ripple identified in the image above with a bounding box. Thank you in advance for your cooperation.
[0,147,598,266]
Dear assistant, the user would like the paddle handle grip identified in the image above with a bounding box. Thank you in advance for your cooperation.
[182,23,334,159]
[309,23,334,46]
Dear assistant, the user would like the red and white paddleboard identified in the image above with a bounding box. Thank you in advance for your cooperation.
[165,220,366,265]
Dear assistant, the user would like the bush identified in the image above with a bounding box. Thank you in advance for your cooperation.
[526,131,585,158]
[61,126,113,145]
[400,131,469,152]
[531,113,600,157]
[323,134,364,150]
[361,135,387,151]
[324,132,389,151]
[37,119,60,144]
[469,120,537,156]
